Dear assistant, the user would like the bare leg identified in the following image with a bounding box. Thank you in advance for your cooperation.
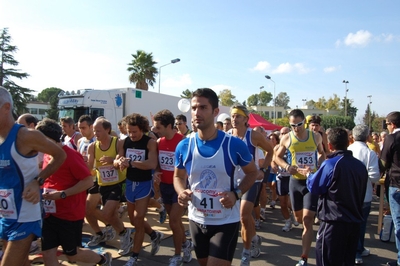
[240,200,256,249]
[1,235,33,266]
[302,209,316,257]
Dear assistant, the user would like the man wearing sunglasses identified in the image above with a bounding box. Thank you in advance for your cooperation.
[381,111,400,266]
[274,109,325,266]
[175,114,192,137]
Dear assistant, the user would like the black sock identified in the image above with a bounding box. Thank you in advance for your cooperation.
[96,231,103,236]
[149,230,157,240]
[131,252,139,258]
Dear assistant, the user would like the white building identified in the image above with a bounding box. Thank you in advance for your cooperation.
[26,101,51,120]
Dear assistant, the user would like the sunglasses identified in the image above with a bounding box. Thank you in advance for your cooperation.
[175,122,183,126]
[290,120,305,128]
[386,122,392,126]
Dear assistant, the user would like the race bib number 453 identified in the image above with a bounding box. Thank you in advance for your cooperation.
[295,151,316,169]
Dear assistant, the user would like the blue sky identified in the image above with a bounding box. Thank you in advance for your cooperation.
[1,1,399,122]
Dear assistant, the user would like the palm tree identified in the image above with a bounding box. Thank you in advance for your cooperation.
[180,89,193,99]
[127,50,158,91]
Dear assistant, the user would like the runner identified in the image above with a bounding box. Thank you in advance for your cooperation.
[153,109,194,266]
[0,87,66,266]
[87,118,132,255]
[114,113,164,266]
[229,104,273,266]
[174,88,259,266]
[36,118,112,266]
[274,109,325,266]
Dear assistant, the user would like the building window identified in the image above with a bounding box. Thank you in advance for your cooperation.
[29,108,38,114]
[264,112,270,119]
[39,109,47,115]
[278,112,282,119]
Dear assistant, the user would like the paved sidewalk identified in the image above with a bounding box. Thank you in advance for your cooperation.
[112,197,397,266]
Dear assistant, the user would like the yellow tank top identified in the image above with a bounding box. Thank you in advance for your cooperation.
[287,130,318,180]
[95,136,126,186]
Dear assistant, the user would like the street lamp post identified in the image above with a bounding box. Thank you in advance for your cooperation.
[158,58,180,93]
[265,75,276,124]
[343,80,349,116]
[259,86,264,113]
[367,95,372,129]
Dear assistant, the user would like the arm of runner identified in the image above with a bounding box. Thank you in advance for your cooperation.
[174,167,192,207]
[314,133,326,168]
[42,175,93,200]
[131,138,158,170]
[20,129,66,204]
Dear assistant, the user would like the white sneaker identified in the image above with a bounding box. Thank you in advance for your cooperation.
[29,240,40,255]
[169,255,183,266]
[240,254,250,266]
[282,218,292,232]
[118,229,133,255]
[151,231,164,255]
[270,200,276,209]
[124,256,138,266]
[260,208,266,221]
[361,248,370,257]
[182,240,194,262]
[250,235,262,258]
[118,203,128,218]
[87,233,105,247]
[102,225,116,241]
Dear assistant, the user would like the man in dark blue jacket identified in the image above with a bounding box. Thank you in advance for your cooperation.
[301,127,368,266]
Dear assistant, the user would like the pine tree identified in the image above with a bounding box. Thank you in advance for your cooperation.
[0,28,33,114]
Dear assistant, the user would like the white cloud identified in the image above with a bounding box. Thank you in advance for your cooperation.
[323,66,340,73]
[344,30,373,47]
[272,62,311,74]
[335,39,342,47]
[251,61,271,72]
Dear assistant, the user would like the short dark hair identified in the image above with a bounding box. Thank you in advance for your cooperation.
[36,118,62,143]
[78,115,93,126]
[288,109,305,120]
[192,88,219,110]
[22,114,38,127]
[154,109,175,129]
[387,111,400,128]
[309,115,322,125]
[125,113,149,132]
[60,116,75,125]
[327,127,348,151]
[175,114,187,123]
[216,121,223,127]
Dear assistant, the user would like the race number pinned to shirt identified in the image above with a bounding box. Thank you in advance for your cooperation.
[192,189,225,219]
[159,151,175,172]
[43,188,57,214]
[295,151,316,170]
[0,189,17,219]
[98,165,119,183]
[126,148,145,165]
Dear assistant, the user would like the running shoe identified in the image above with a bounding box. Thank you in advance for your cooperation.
[250,235,262,258]
[124,256,138,266]
[118,203,128,218]
[182,240,194,262]
[151,231,164,255]
[270,200,276,209]
[118,229,133,255]
[100,252,112,266]
[296,258,308,266]
[240,253,251,266]
[88,233,105,247]
[260,208,266,221]
[355,256,363,265]
[103,225,116,241]
[29,241,40,255]
[169,255,183,266]
[282,218,292,232]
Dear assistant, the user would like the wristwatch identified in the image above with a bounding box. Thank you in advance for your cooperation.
[60,191,67,199]
[34,176,45,186]
[233,189,243,200]
[260,167,268,173]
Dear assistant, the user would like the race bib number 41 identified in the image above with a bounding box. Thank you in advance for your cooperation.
[0,189,17,219]
[192,189,225,219]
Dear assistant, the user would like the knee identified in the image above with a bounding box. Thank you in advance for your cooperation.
[302,215,314,228]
